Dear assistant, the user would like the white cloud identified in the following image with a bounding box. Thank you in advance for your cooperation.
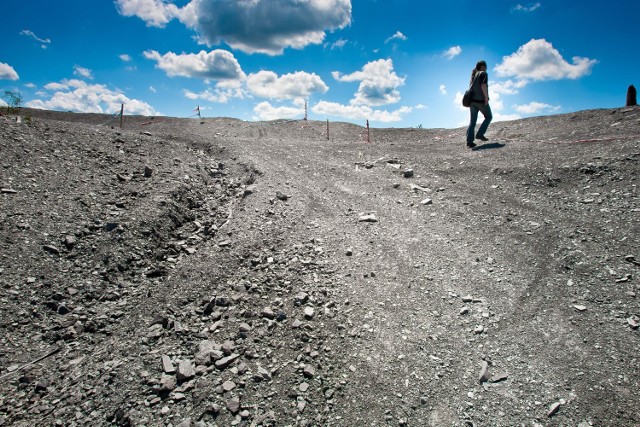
[120,54,132,62]
[490,79,528,95]
[20,30,51,48]
[443,46,462,60]
[514,101,560,114]
[114,0,180,27]
[385,31,407,44]
[0,63,19,80]
[439,84,447,95]
[44,82,70,91]
[312,100,411,123]
[149,86,157,93]
[25,83,36,88]
[495,39,597,81]
[73,65,93,80]
[326,39,348,50]
[26,79,159,116]
[246,71,328,100]
[0,99,7,107]
[116,0,352,55]
[512,3,541,13]
[143,49,246,80]
[333,59,405,106]
[253,100,306,121]
[184,80,246,103]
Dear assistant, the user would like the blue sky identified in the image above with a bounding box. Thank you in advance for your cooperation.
[1,0,639,128]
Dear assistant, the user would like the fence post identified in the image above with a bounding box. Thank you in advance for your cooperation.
[304,101,308,121]
[119,104,124,129]
[366,119,370,143]
[327,119,329,140]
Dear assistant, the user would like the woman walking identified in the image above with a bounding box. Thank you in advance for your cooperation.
[466,60,492,148]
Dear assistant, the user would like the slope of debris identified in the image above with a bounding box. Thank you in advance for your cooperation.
[1,106,639,427]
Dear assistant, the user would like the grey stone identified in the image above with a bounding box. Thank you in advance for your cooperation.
[227,396,241,414]
[161,355,175,374]
[303,365,315,378]
[478,361,490,384]
[304,307,315,320]
[489,372,508,383]
[159,374,177,392]
[177,360,195,382]
[215,353,240,370]
[261,307,275,320]
[221,340,236,355]
[358,214,378,223]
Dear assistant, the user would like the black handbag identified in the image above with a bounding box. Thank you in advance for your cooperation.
[462,89,473,107]
[462,74,479,108]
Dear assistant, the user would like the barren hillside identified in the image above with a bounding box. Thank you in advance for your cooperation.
[1,106,639,426]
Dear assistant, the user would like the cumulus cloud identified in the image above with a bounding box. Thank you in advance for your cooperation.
[120,54,132,62]
[184,80,246,103]
[312,101,411,123]
[385,31,407,44]
[116,0,352,55]
[253,99,306,121]
[490,79,528,95]
[114,0,181,27]
[246,71,328,100]
[443,45,462,60]
[143,49,246,80]
[495,39,597,81]
[333,59,405,106]
[0,63,19,80]
[439,84,447,95]
[514,101,560,114]
[26,79,159,115]
[511,2,541,13]
[20,30,51,48]
[73,65,93,80]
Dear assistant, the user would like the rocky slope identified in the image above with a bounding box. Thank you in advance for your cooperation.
[0,106,639,426]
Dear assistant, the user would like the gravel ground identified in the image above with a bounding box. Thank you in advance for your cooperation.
[0,106,639,426]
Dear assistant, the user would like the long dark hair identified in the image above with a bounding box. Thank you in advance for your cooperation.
[470,60,487,84]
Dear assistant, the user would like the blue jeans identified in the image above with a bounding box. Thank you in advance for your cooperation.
[466,102,492,143]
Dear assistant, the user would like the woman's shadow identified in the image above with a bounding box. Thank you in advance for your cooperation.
[472,142,505,151]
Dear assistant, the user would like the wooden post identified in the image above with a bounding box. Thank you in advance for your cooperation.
[366,120,370,143]
[304,101,308,121]
[119,103,124,129]
[326,119,329,140]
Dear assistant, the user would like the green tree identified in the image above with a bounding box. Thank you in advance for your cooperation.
[2,90,23,114]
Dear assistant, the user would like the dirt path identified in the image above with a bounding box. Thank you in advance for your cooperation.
[182,113,640,426]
